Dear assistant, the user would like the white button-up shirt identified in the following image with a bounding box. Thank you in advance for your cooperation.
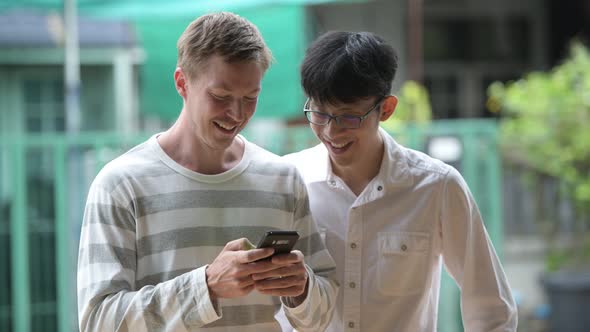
[282,128,517,332]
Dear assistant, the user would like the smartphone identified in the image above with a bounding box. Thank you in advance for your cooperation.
[256,230,299,256]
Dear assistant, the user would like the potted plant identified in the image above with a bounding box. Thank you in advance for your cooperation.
[488,41,590,331]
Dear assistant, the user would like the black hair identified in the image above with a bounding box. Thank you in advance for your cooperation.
[301,31,398,105]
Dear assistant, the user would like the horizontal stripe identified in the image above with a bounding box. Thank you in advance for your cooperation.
[84,203,136,231]
[136,268,195,289]
[136,226,328,260]
[102,171,302,206]
[136,191,295,218]
[293,232,326,257]
[136,207,297,236]
[99,160,176,192]
[204,305,278,328]
[247,160,295,177]
[293,195,311,221]
[80,223,135,250]
[78,262,135,291]
[137,226,282,258]
[79,244,136,270]
[78,279,132,302]
[136,246,219,280]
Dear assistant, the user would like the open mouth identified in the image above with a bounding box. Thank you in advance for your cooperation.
[213,120,238,134]
[326,140,353,154]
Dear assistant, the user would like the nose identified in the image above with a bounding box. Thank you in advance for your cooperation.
[227,99,244,121]
[323,118,345,136]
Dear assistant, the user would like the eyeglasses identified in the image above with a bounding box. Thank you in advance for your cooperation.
[303,97,384,129]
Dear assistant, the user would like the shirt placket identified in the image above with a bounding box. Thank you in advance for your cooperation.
[343,205,362,331]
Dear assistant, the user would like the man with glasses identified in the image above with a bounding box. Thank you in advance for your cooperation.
[282,31,517,331]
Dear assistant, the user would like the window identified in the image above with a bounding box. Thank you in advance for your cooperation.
[23,79,65,133]
[424,17,530,63]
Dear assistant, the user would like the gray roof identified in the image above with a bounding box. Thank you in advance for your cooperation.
[0,10,136,48]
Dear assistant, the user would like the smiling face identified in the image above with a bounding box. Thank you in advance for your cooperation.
[309,96,397,171]
[310,97,395,169]
[175,55,265,152]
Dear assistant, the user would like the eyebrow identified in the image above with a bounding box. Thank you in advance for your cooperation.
[311,104,366,116]
[209,83,261,94]
[310,101,356,112]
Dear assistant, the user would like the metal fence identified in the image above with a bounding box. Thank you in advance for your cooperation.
[0,119,502,332]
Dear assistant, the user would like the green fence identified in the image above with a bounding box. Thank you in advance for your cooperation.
[0,119,502,332]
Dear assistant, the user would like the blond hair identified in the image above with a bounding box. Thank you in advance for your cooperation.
[177,12,273,80]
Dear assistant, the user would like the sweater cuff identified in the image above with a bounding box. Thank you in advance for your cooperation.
[280,264,315,314]
[192,265,222,324]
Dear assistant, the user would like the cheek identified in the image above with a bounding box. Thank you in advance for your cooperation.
[246,102,258,115]
[310,124,323,138]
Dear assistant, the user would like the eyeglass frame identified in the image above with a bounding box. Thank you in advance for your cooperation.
[303,96,385,129]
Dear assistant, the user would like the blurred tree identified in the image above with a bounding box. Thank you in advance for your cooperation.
[488,41,590,271]
[382,80,432,132]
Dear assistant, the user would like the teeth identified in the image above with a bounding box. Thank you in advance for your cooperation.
[214,121,236,131]
[330,141,349,148]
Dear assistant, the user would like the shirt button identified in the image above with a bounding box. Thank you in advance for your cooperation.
[349,282,356,288]
[350,243,357,249]
[348,321,355,328]
[377,185,383,191]
[329,180,336,186]
[401,244,408,251]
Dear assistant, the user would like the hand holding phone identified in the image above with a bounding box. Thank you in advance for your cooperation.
[256,230,299,256]
[252,231,308,299]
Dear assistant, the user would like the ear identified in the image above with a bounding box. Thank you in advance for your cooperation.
[174,67,188,99]
[379,95,398,122]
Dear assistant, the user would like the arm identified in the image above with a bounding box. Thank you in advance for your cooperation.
[440,168,518,331]
[280,172,339,332]
[77,183,220,331]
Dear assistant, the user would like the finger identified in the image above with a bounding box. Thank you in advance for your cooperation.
[238,247,274,263]
[251,265,298,281]
[255,275,297,289]
[271,250,304,264]
[247,259,285,275]
[224,238,252,251]
[252,261,307,281]
[257,284,306,297]
[254,269,308,288]
[236,275,256,288]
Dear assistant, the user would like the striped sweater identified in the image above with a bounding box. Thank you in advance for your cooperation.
[77,134,338,331]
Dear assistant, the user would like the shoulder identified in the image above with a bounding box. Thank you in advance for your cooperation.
[281,144,326,184]
[92,139,161,192]
[383,133,456,189]
[245,140,302,179]
[400,146,469,195]
[402,146,452,177]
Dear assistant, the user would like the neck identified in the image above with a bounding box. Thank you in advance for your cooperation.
[332,136,384,196]
[157,111,243,174]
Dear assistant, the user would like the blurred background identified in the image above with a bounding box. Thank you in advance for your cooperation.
[1,0,589,331]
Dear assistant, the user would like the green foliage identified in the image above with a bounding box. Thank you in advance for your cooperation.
[382,80,432,132]
[488,41,590,270]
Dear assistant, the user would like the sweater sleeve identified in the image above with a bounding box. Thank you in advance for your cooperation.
[77,181,221,332]
[440,167,518,331]
[280,170,339,331]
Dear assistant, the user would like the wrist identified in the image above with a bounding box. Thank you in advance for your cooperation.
[286,279,309,307]
[205,265,218,301]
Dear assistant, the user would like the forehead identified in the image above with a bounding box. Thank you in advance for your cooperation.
[192,55,264,90]
[309,97,376,114]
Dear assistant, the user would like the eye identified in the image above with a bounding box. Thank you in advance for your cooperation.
[310,112,331,121]
[210,92,230,101]
[244,96,258,102]
[339,115,362,126]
